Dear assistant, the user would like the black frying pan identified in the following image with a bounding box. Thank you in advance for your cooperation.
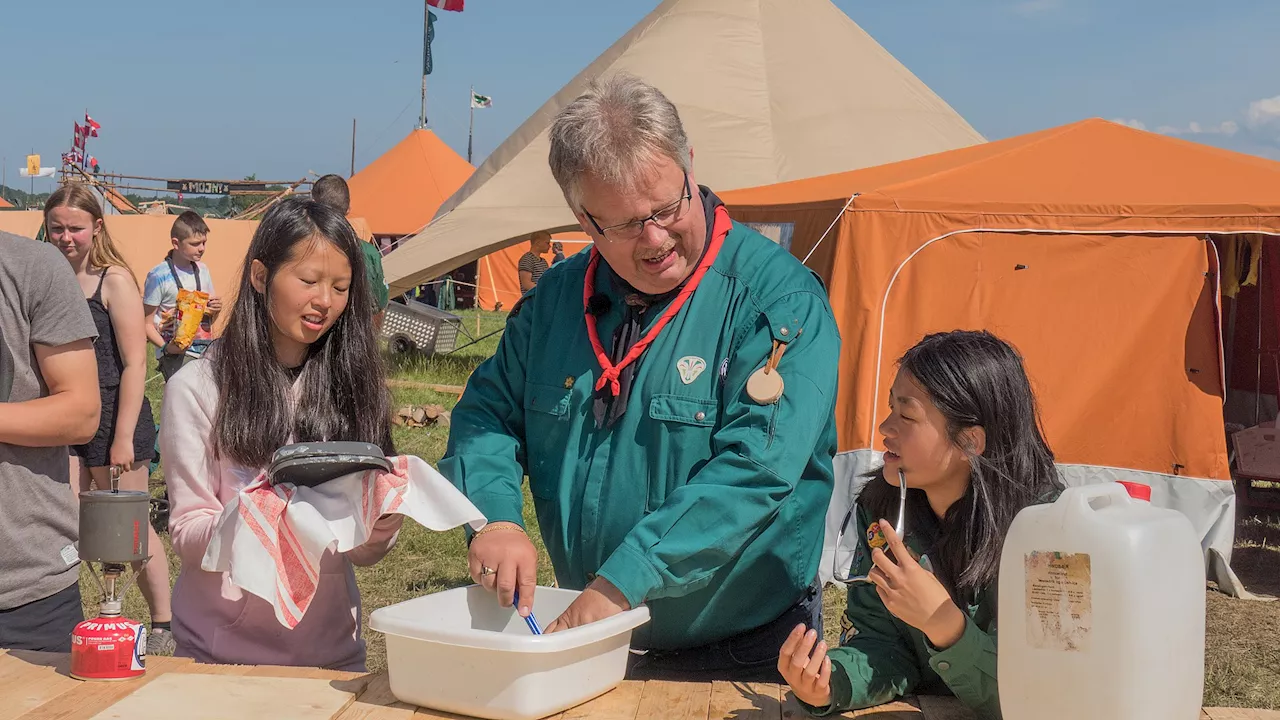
[267,442,392,488]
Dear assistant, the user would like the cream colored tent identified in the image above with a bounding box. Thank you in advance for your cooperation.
[383,0,984,294]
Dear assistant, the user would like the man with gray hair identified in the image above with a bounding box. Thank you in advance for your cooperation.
[442,73,839,682]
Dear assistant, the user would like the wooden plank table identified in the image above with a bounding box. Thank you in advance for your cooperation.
[2,651,1274,719]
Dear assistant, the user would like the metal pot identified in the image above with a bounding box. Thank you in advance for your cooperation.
[78,490,150,563]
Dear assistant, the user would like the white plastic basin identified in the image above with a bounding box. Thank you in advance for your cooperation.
[369,585,651,720]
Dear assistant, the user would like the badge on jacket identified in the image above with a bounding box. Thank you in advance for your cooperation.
[677,356,706,384]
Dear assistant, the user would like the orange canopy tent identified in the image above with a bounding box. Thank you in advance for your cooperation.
[724,118,1280,594]
[348,130,474,240]
[474,232,591,311]
[0,196,14,209]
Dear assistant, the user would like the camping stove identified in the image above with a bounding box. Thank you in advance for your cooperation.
[70,470,150,681]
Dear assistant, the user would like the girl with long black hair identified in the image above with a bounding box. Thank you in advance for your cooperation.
[161,198,398,670]
[779,330,1064,718]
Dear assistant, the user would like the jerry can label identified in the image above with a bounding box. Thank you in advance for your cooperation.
[1025,551,1092,651]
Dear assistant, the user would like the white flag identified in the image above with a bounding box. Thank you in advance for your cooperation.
[470,91,492,109]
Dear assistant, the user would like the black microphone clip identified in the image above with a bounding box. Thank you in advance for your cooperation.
[587,293,612,317]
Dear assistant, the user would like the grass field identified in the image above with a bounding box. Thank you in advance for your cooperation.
[81,309,1280,709]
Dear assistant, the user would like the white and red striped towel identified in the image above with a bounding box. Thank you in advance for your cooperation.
[201,455,486,628]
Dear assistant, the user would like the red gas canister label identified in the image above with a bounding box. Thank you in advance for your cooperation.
[70,617,146,681]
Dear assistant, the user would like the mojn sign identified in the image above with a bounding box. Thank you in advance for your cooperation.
[165,180,271,195]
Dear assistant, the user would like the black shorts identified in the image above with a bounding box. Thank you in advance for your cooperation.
[72,386,157,468]
[0,583,83,653]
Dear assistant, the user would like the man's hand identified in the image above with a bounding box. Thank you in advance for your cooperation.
[545,577,630,633]
[868,520,966,649]
[778,624,832,707]
[468,522,539,618]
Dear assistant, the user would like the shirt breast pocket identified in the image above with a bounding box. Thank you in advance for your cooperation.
[646,394,717,512]
[523,383,573,499]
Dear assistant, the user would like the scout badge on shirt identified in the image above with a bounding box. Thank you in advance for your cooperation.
[839,612,858,643]
[867,520,925,565]
[746,339,789,404]
[677,356,706,384]
[867,520,889,551]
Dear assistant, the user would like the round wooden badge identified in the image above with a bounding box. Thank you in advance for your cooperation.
[746,367,784,405]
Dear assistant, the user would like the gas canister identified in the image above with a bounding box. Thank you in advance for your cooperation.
[70,611,146,681]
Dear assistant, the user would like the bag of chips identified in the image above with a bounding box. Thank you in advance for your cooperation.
[172,288,210,350]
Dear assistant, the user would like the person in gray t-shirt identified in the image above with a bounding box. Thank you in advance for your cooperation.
[0,230,101,652]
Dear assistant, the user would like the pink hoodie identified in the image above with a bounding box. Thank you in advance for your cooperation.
[160,358,400,672]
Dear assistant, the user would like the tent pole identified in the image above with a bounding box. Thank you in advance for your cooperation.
[1224,239,1238,403]
[1256,247,1265,426]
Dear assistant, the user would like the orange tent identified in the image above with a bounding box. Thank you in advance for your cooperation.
[474,233,592,311]
[0,196,13,208]
[724,118,1280,594]
[348,130,474,239]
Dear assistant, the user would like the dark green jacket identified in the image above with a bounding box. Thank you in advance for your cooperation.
[440,221,840,650]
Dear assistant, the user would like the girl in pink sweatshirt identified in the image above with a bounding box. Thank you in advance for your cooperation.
[161,198,400,671]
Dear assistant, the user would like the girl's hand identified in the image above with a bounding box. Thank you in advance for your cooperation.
[207,296,223,314]
[109,439,135,475]
[778,624,832,707]
[868,520,967,649]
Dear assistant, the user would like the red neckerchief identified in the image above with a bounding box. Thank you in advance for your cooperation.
[583,205,732,397]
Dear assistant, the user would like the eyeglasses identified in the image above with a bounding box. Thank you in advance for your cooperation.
[832,468,908,584]
[582,174,692,243]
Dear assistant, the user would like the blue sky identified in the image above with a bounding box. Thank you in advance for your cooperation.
[3,0,1279,195]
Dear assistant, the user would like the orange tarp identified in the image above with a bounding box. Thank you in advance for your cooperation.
[0,211,258,335]
[0,210,44,240]
[0,196,13,208]
[475,233,591,311]
[348,130,474,238]
[725,118,1280,481]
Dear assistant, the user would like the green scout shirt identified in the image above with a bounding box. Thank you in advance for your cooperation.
[440,220,840,651]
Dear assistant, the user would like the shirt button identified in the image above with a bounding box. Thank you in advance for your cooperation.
[695,411,706,421]
[779,327,790,336]
[937,661,951,672]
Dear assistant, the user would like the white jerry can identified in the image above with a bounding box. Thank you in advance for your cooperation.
[997,482,1205,720]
